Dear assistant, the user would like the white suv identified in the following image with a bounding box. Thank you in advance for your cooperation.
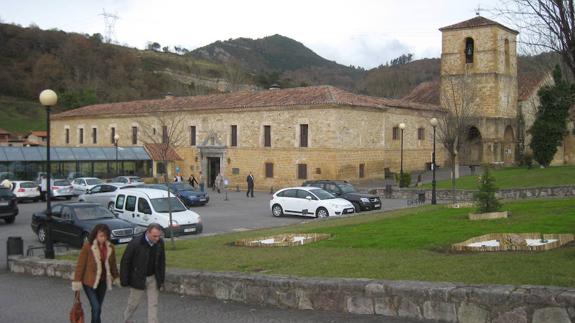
[113,188,202,236]
[270,187,355,218]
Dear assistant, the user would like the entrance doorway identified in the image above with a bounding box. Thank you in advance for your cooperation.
[207,157,220,188]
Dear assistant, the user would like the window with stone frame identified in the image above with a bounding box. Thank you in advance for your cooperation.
[162,126,168,144]
[265,162,273,178]
[465,37,474,64]
[190,126,196,146]
[300,124,308,147]
[264,125,271,147]
[417,127,425,140]
[65,128,70,144]
[132,126,138,145]
[231,125,238,147]
[92,127,97,144]
[392,126,399,140]
[359,163,365,178]
[297,163,307,180]
[79,128,84,144]
[111,127,116,144]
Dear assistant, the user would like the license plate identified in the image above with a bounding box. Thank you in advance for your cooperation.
[0,201,8,206]
[184,228,196,233]
[200,198,206,202]
[374,204,381,208]
[118,238,132,243]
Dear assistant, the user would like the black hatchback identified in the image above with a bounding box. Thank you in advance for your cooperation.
[31,202,145,247]
[302,180,382,212]
[0,187,18,224]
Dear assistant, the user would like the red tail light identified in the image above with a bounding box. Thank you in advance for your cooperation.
[18,188,25,192]
[52,186,60,190]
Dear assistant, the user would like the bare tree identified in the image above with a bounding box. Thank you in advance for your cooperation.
[496,1,575,77]
[139,110,187,249]
[438,73,478,204]
[224,62,248,92]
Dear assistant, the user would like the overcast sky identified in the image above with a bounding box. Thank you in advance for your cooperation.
[2,0,504,69]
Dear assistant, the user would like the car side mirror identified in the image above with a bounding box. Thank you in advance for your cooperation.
[86,189,91,194]
[305,196,312,200]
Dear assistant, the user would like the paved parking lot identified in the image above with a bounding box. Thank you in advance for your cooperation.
[0,188,409,270]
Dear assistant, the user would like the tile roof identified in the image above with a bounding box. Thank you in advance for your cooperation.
[0,128,10,135]
[52,86,441,120]
[30,131,47,137]
[402,72,551,104]
[439,16,518,34]
[144,143,182,161]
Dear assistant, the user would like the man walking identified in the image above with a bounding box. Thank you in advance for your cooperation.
[246,171,254,198]
[121,223,166,323]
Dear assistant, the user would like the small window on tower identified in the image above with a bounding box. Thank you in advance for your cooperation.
[465,37,474,64]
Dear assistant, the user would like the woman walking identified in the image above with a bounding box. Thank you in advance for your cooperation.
[72,224,119,323]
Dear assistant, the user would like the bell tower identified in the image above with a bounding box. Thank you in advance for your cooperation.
[439,16,519,119]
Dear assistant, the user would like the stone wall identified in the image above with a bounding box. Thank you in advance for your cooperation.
[8,256,575,323]
[369,185,575,202]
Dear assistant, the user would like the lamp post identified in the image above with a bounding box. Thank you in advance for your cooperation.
[430,118,438,205]
[39,89,57,259]
[114,134,120,176]
[399,122,406,188]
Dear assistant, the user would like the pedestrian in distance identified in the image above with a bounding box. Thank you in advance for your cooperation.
[173,174,183,182]
[72,224,119,323]
[40,175,47,201]
[246,171,255,198]
[188,174,198,188]
[121,223,166,323]
[198,171,205,192]
[214,172,223,194]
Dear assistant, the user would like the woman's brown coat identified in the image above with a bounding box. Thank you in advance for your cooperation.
[72,240,119,291]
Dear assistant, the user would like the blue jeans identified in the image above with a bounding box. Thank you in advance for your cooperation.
[83,281,107,323]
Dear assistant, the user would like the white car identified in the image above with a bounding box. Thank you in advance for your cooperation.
[109,176,144,185]
[50,179,75,200]
[71,177,104,195]
[12,181,40,202]
[78,183,126,210]
[113,188,202,236]
[270,187,355,218]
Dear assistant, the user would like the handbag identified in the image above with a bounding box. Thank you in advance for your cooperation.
[69,291,84,323]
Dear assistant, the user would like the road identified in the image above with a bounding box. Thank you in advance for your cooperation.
[0,190,410,270]
[0,272,429,323]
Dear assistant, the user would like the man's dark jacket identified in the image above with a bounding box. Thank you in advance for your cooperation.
[120,234,166,290]
[246,175,254,187]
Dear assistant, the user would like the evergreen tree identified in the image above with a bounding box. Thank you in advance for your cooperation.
[474,167,502,213]
[529,65,574,167]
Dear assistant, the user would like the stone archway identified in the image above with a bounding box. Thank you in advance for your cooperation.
[460,126,483,166]
[503,125,515,165]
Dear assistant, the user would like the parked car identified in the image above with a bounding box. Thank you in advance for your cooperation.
[302,180,381,212]
[270,187,355,218]
[122,183,209,207]
[0,187,18,224]
[110,176,144,185]
[31,202,145,247]
[11,181,40,202]
[71,177,104,195]
[50,179,75,200]
[113,188,202,236]
[78,183,126,210]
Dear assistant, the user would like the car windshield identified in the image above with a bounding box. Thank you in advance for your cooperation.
[309,189,336,200]
[129,177,143,182]
[74,206,115,220]
[86,179,103,185]
[171,183,195,191]
[0,188,12,197]
[54,180,70,186]
[150,197,187,213]
[21,182,37,188]
[339,183,358,194]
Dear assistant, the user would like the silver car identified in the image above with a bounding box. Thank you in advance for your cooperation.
[78,183,126,210]
[50,179,75,200]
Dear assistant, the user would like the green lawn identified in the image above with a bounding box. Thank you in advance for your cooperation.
[67,198,575,288]
[0,96,46,133]
[422,166,575,190]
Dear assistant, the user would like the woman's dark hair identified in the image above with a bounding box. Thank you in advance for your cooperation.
[88,224,111,244]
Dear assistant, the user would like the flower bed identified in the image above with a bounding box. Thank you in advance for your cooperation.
[234,233,330,247]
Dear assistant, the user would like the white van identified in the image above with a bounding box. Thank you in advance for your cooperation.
[113,188,203,236]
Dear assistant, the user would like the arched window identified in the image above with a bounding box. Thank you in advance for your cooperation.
[465,37,474,63]
[504,39,510,73]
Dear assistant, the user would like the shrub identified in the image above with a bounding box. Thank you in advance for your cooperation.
[473,167,502,213]
[395,172,411,188]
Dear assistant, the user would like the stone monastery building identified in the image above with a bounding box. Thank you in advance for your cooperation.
[51,16,575,189]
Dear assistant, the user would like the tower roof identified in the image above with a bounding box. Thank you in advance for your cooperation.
[439,16,518,34]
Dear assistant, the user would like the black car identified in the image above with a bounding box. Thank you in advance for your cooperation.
[302,180,381,212]
[122,183,209,207]
[31,202,146,247]
[0,187,18,224]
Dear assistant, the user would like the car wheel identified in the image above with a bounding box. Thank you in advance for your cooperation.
[37,225,47,243]
[4,215,15,224]
[316,207,329,218]
[65,196,72,200]
[272,204,284,217]
[352,202,361,213]
[33,198,39,202]
[107,202,115,211]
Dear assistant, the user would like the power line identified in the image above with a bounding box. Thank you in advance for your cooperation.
[99,9,119,43]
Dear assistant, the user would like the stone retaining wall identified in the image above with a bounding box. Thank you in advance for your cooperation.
[8,256,575,323]
[369,185,575,202]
